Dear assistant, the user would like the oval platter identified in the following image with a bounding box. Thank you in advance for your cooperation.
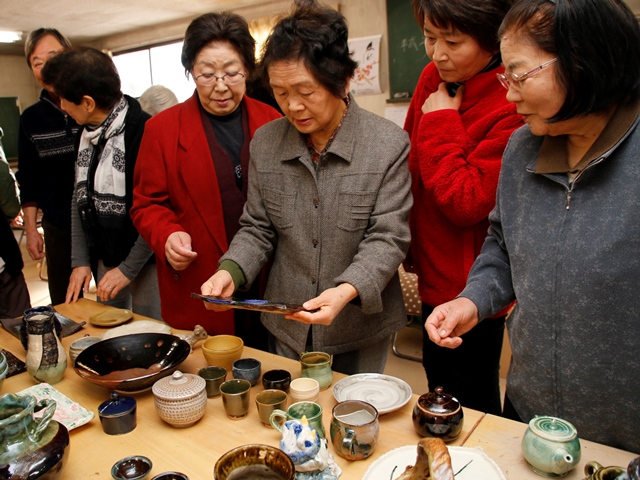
[332,373,412,415]
[89,308,133,327]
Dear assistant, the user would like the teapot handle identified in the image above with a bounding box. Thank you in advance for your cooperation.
[585,461,604,476]
[30,399,57,441]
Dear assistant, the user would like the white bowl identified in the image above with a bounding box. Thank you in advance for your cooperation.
[289,377,320,403]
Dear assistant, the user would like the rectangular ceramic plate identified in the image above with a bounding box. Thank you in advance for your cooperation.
[18,383,94,431]
[191,293,314,315]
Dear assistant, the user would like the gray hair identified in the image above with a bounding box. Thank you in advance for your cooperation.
[139,85,179,116]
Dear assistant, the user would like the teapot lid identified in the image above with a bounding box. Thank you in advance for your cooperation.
[529,416,577,442]
[417,386,461,415]
[98,392,136,417]
[152,370,205,400]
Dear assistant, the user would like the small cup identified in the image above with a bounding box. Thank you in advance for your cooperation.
[262,369,292,392]
[330,400,379,461]
[269,400,325,438]
[300,351,333,390]
[198,366,227,397]
[255,389,288,427]
[220,379,251,419]
[111,455,152,480]
[151,473,189,480]
[232,358,261,386]
[289,377,320,403]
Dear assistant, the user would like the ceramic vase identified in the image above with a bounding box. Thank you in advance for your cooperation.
[0,393,70,479]
[21,306,67,384]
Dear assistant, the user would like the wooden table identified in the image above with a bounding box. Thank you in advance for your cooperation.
[1,299,483,479]
[464,414,638,479]
[3,299,636,479]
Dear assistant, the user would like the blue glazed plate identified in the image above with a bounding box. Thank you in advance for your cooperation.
[191,293,312,315]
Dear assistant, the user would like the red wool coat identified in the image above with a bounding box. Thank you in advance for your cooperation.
[131,93,281,332]
[404,62,523,307]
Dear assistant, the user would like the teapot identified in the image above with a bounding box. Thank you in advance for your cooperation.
[412,386,464,442]
[582,457,640,480]
[521,415,581,478]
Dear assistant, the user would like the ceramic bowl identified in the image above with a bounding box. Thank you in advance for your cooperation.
[232,358,261,386]
[152,370,207,428]
[289,377,320,403]
[262,369,291,392]
[150,472,189,480]
[69,335,102,365]
[111,455,152,480]
[201,335,244,370]
[74,333,190,393]
[214,444,296,480]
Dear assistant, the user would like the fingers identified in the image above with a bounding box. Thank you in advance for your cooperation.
[166,232,198,271]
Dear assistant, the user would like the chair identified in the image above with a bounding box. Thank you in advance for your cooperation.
[392,265,422,362]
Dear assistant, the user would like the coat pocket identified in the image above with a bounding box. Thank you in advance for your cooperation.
[263,187,296,229]
[336,191,377,232]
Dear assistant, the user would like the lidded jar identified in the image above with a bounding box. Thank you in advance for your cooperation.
[98,392,137,435]
[412,386,464,442]
[152,370,206,428]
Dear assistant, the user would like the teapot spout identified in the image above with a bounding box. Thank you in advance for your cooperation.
[552,450,577,475]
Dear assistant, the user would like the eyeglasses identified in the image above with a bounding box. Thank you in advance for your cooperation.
[194,71,247,86]
[497,58,557,90]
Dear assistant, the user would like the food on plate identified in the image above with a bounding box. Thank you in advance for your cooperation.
[396,438,454,480]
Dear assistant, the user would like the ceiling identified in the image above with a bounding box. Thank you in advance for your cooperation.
[0,0,276,56]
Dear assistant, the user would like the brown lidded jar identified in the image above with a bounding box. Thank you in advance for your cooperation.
[412,386,464,442]
[152,370,207,428]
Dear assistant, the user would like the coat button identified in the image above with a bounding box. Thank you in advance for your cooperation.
[174,274,180,280]
[312,239,318,247]
[311,275,317,284]
[313,198,319,207]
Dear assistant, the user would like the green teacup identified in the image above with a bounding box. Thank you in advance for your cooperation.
[269,401,325,438]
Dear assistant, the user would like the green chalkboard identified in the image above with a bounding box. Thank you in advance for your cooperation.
[386,0,430,102]
[0,97,21,160]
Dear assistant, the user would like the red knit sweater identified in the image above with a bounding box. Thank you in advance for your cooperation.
[404,62,523,307]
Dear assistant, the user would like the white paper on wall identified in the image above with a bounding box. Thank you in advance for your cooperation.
[348,34,382,96]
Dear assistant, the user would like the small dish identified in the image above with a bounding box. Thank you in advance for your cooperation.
[89,308,133,327]
[111,455,152,480]
[332,373,412,415]
[151,473,189,480]
[18,382,94,430]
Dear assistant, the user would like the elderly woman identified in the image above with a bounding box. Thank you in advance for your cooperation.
[130,12,281,344]
[41,47,160,319]
[426,0,640,452]
[404,0,521,415]
[138,85,178,116]
[201,0,412,375]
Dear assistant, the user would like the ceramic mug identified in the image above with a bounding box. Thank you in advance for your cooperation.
[255,389,288,427]
[220,379,251,419]
[198,366,227,397]
[330,400,379,461]
[232,358,261,386]
[269,401,325,438]
[582,461,628,480]
[300,352,332,390]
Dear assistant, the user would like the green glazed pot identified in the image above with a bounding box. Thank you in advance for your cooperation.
[521,416,581,478]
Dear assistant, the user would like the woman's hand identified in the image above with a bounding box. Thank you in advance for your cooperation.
[425,297,479,348]
[286,283,358,326]
[165,231,197,270]
[65,266,93,303]
[200,270,236,311]
[422,82,464,114]
[97,267,131,301]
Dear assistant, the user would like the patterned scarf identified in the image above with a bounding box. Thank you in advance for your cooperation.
[76,97,128,221]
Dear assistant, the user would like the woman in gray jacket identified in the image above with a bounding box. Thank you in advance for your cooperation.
[201,0,412,375]
[426,0,640,452]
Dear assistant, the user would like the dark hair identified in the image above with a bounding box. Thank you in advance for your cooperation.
[411,0,512,55]
[24,28,71,67]
[499,0,640,121]
[181,12,256,78]
[41,47,122,111]
[259,0,358,99]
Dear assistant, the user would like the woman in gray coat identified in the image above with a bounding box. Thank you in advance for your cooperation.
[201,0,412,375]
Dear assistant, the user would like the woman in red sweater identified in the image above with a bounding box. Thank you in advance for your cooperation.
[404,0,522,414]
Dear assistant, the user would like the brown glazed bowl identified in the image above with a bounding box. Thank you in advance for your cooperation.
[214,444,295,480]
[74,333,190,393]
[412,386,464,442]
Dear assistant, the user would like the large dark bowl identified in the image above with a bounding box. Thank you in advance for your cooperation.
[74,333,190,393]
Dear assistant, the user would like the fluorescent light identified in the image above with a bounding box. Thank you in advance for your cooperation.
[0,31,22,43]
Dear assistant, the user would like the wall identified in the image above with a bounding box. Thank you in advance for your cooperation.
[0,55,39,112]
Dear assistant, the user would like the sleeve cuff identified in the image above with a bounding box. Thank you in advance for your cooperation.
[218,259,246,292]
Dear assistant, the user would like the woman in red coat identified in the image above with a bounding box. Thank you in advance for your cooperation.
[404,0,522,414]
[131,12,280,344]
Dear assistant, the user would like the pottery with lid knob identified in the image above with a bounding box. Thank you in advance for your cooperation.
[412,386,464,442]
[521,415,581,478]
[152,370,207,428]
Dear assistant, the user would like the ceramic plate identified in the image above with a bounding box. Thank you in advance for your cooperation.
[18,383,94,431]
[332,373,412,414]
[101,319,171,340]
[362,445,507,480]
[89,308,133,327]
[191,293,315,315]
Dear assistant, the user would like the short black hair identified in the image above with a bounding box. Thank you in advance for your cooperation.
[259,1,357,99]
[41,46,122,111]
[181,12,256,78]
[24,28,71,67]
[499,0,640,122]
[412,0,513,55]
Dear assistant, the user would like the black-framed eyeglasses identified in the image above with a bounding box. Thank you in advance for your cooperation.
[194,71,247,86]
[497,58,557,90]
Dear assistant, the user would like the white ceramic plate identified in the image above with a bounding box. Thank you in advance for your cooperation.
[362,445,507,480]
[101,319,172,340]
[19,383,94,431]
[332,373,412,414]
